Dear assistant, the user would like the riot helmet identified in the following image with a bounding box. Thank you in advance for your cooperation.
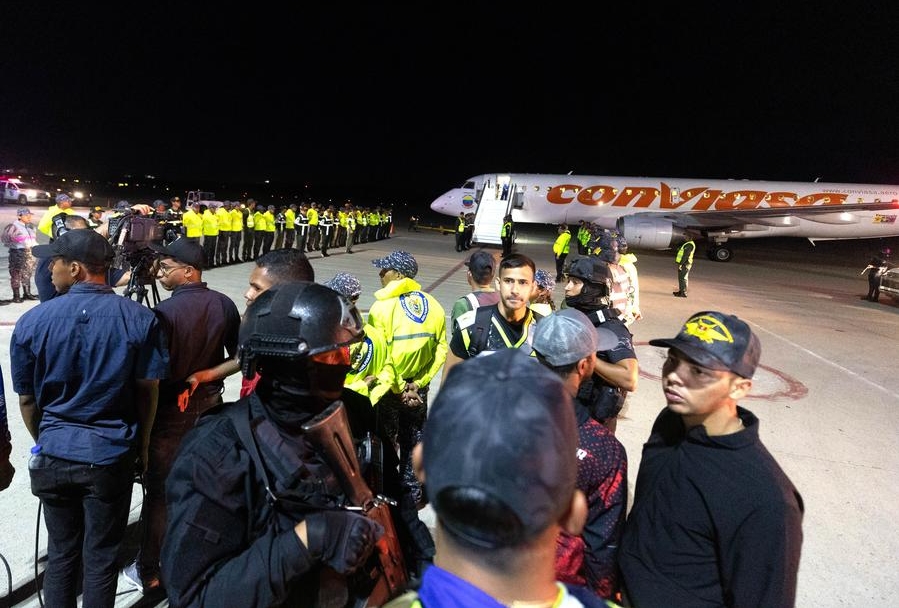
[238,281,364,380]
[565,257,613,310]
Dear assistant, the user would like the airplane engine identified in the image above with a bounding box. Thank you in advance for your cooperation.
[616,215,688,249]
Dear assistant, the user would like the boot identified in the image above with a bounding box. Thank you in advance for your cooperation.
[23,285,38,300]
[12,287,23,304]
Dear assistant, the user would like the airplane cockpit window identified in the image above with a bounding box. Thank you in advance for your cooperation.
[463,181,475,189]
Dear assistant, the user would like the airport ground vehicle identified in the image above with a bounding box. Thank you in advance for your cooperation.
[879,266,899,301]
[0,178,52,205]
[185,190,227,207]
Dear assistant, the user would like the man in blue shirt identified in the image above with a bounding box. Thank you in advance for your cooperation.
[11,228,168,608]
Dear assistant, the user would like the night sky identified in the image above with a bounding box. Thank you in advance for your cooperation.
[4,4,899,209]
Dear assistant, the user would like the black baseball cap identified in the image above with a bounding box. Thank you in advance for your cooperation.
[150,237,206,270]
[464,250,495,281]
[423,349,578,548]
[32,229,114,266]
[649,311,761,378]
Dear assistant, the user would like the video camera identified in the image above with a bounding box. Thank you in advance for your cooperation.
[107,210,165,269]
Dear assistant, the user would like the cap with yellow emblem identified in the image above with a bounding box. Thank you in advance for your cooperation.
[649,311,761,379]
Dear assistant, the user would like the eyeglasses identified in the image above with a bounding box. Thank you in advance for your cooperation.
[157,264,188,276]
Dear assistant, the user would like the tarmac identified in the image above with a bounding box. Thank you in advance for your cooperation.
[0,223,897,606]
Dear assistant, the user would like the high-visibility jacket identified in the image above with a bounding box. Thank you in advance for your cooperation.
[675,240,695,267]
[215,207,232,232]
[230,208,243,231]
[306,207,319,226]
[501,221,512,237]
[263,211,276,232]
[182,209,202,238]
[553,230,571,256]
[284,208,296,231]
[345,324,394,405]
[37,205,75,237]
[201,210,219,236]
[367,277,447,394]
[253,211,267,231]
[457,216,466,232]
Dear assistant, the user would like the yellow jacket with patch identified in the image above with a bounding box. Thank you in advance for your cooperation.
[367,277,447,394]
[345,323,395,405]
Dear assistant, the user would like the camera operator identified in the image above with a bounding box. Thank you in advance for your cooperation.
[35,214,132,301]
[35,202,155,302]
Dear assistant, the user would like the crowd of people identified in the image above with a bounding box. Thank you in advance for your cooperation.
[0,202,807,608]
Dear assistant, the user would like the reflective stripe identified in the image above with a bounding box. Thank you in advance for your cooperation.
[389,332,439,342]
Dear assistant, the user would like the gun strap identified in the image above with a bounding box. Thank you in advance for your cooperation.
[225,395,280,508]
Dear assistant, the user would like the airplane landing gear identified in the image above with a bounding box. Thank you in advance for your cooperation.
[707,244,733,262]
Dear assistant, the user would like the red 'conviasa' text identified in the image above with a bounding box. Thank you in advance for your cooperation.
[545,182,855,210]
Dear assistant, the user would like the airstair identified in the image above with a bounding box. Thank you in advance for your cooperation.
[472,174,516,245]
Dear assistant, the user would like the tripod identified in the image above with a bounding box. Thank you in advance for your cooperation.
[121,253,160,308]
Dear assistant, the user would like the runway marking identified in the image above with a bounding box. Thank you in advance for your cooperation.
[749,321,899,402]
[424,256,469,292]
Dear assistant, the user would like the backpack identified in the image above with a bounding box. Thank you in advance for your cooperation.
[467,305,543,357]
[1,223,18,247]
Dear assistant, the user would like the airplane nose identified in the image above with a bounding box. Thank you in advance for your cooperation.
[430,191,452,213]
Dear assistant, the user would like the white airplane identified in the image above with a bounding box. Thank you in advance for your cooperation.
[429,173,899,261]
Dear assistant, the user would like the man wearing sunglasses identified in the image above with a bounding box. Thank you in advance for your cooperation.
[121,237,241,596]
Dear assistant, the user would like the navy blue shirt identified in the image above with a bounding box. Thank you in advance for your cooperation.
[10,281,169,465]
[154,281,240,405]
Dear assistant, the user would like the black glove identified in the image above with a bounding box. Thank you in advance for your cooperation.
[305,511,384,574]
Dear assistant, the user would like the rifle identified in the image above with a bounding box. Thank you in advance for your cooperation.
[302,401,408,607]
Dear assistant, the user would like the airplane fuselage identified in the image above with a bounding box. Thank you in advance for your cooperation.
[430,173,899,255]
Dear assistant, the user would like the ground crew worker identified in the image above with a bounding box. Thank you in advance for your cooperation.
[553,223,572,282]
[37,193,75,238]
[501,214,514,257]
[577,220,591,255]
[455,212,466,252]
[673,235,696,297]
